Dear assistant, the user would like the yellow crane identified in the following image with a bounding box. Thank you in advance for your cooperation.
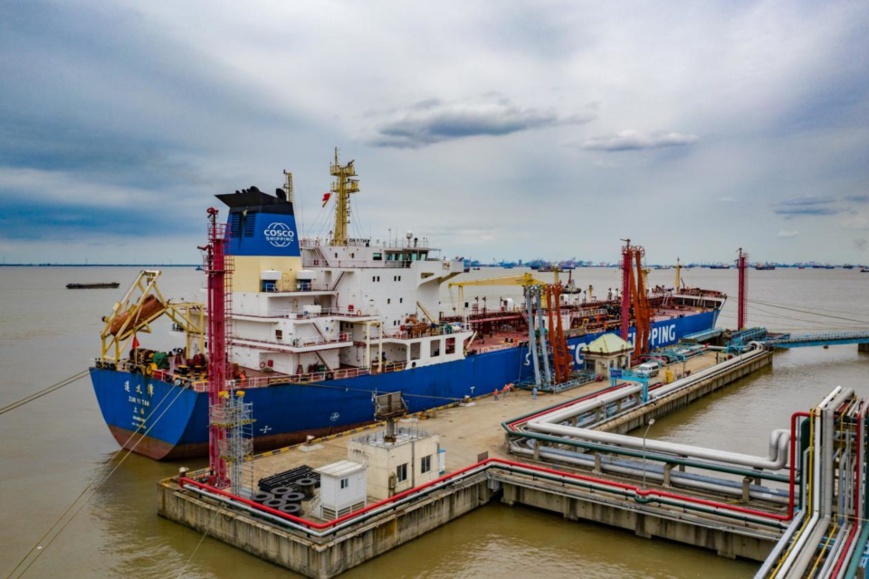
[98,270,205,364]
[448,273,546,317]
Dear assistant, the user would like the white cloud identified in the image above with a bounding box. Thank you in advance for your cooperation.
[840,213,869,230]
[580,130,700,152]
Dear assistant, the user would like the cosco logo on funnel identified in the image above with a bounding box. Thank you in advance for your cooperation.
[264,222,295,248]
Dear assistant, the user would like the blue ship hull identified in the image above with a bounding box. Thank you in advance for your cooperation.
[90,311,718,459]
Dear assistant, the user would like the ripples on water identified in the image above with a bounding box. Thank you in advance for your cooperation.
[1,266,867,578]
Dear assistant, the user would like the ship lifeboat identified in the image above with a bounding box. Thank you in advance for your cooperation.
[109,294,165,336]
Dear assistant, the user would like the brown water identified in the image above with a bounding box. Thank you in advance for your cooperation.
[1,266,867,578]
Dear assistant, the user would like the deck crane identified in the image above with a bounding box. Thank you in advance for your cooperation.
[98,270,205,367]
[447,272,546,319]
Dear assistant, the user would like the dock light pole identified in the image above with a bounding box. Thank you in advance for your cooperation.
[642,418,655,488]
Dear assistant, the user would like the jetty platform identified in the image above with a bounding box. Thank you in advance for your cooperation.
[159,348,782,578]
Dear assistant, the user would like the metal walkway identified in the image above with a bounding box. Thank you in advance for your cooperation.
[760,330,869,349]
[722,327,869,351]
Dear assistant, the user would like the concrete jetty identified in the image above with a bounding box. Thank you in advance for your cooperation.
[158,348,779,578]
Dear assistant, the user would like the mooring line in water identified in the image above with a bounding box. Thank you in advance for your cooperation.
[6,380,190,579]
[748,298,869,325]
[747,302,869,332]
[0,370,89,416]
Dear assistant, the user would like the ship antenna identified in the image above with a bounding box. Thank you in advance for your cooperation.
[282,170,294,203]
[329,147,359,246]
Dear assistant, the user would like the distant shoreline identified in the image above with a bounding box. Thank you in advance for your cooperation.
[0,264,198,267]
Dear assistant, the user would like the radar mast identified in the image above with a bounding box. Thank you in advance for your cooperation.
[329,148,359,246]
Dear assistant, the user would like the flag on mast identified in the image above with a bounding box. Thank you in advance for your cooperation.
[321,192,331,207]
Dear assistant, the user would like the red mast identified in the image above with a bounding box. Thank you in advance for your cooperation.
[546,283,571,384]
[620,240,632,341]
[204,207,231,487]
[631,247,651,360]
[737,248,748,330]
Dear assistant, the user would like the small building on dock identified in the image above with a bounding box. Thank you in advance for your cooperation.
[348,425,440,500]
[314,460,367,520]
[581,333,632,377]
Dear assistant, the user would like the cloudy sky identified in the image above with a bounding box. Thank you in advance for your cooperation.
[2,1,868,265]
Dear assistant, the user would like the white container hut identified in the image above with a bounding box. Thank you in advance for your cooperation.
[314,460,367,521]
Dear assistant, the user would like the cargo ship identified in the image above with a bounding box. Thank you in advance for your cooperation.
[90,151,726,460]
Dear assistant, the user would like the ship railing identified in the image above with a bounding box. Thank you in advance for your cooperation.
[302,258,390,269]
[242,366,384,386]
[300,237,376,249]
[676,288,726,299]
[477,343,517,353]
[302,236,434,250]
[112,358,211,392]
[284,366,380,384]
[105,356,405,391]
[378,361,407,373]
[235,333,351,349]
[260,282,332,292]
[271,306,369,319]
[243,362,403,382]
[383,323,462,340]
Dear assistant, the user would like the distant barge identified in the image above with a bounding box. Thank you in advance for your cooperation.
[66,282,120,289]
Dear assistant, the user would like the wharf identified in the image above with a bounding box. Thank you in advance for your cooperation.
[253,349,733,476]
[159,349,778,578]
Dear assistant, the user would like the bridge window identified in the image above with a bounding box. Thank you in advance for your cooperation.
[396,463,408,482]
[420,455,431,474]
[373,253,382,261]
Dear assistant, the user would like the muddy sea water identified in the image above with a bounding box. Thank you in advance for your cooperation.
[2,265,867,578]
